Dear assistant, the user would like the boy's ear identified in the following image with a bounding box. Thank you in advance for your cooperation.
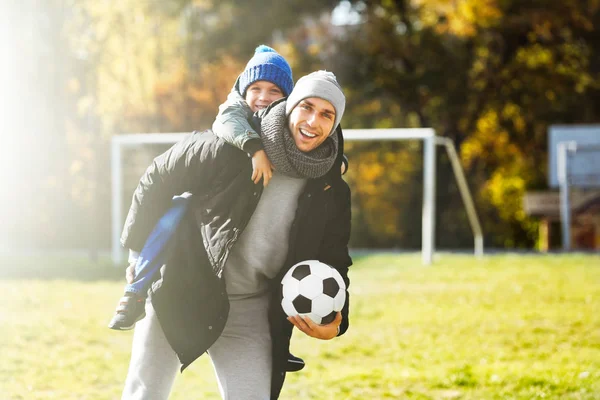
[233,75,243,95]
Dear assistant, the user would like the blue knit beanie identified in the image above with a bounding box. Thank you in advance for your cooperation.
[238,45,294,97]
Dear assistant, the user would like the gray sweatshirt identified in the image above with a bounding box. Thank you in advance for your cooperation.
[224,172,306,299]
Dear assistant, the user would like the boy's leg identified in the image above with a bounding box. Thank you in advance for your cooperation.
[207,294,272,400]
[122,300,181,400]
[126,197,190,295]
[110,196,190,330]
[108,292,147,330]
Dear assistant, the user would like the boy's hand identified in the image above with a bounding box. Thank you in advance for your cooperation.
[251,150,274,187]
[287,312,341,340]
[126,262,136,284]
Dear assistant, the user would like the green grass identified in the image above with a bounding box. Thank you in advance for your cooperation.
[1,252,599,399]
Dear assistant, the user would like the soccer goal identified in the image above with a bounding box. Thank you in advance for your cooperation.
[111,129,483,266]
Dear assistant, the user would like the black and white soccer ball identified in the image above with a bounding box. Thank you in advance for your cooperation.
[281,260,346,325]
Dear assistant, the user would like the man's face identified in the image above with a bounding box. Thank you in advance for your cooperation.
[245,81,284,113]
[288,97,336,153]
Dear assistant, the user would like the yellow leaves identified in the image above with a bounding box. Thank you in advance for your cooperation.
[501,103,519,121]
[516,44,554,69]
[460,105,535,232]
[475,108,499,133]
[153,55,244,131]
[419,6,446,28]
[476,47,490,59]
[545,90,556,102]
[362,99,383,115]
[448,9,476,37]
[461,108,525,170]
[484,170,527,222]
[276,42,300,69]
[307,43,321,57]
[67,0,184,133]
[502,103,526,134]
[347,144,421,241]
[359,158,385,193]
[460,140,480,169]
[575,74,595,94]
[415,0,502,37]
[513,40,596,96]
[460,0,503,26]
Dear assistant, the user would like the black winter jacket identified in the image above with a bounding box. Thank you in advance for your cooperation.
[120,127,352,399]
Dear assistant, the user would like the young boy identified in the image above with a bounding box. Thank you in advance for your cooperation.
[211,44,293,187]
[108,44,294,327]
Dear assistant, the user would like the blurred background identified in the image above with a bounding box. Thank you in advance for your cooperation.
[2,0,600,257]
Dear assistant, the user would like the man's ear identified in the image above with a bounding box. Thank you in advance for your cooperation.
[334,123,343,136]
[341,154,349,176]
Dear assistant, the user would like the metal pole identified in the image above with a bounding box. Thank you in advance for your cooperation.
[557,141,576,251]
[111,139,124,265]
[422,136,436,265]
[436,137,484,257]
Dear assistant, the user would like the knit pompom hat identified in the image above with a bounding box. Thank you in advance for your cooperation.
[285,70,346,136]
[238,45,294,97]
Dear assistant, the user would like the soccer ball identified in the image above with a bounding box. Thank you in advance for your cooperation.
[281,260,346,325]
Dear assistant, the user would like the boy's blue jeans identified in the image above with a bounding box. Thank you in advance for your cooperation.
[125,193,191,296]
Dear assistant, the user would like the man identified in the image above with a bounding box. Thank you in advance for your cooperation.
[120,70,351,400]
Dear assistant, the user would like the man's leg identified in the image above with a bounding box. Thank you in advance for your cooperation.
[208,293,272,400]
[122,300,181,400]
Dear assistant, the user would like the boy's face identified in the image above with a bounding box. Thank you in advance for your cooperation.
[288,97,336,153]
[245,81,284,113]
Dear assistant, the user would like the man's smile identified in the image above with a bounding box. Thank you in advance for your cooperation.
[299,128,317,138]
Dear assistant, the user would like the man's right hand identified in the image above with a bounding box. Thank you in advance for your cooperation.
[251,150,274,187]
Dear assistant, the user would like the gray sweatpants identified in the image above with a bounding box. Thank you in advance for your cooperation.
[121,294,272,400]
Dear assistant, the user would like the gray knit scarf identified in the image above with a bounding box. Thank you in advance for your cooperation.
[259,101,338,179]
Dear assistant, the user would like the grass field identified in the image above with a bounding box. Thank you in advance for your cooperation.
[0,252,599,399]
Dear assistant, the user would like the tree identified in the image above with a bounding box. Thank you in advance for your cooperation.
[332,0,600,248]
[9,0,599,250]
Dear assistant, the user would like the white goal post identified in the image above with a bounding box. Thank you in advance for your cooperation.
[111,129,483,266]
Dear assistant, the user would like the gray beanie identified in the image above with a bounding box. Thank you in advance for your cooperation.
[285,70,346,136]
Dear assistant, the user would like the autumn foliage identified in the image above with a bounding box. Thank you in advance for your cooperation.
[5,0,600,250]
